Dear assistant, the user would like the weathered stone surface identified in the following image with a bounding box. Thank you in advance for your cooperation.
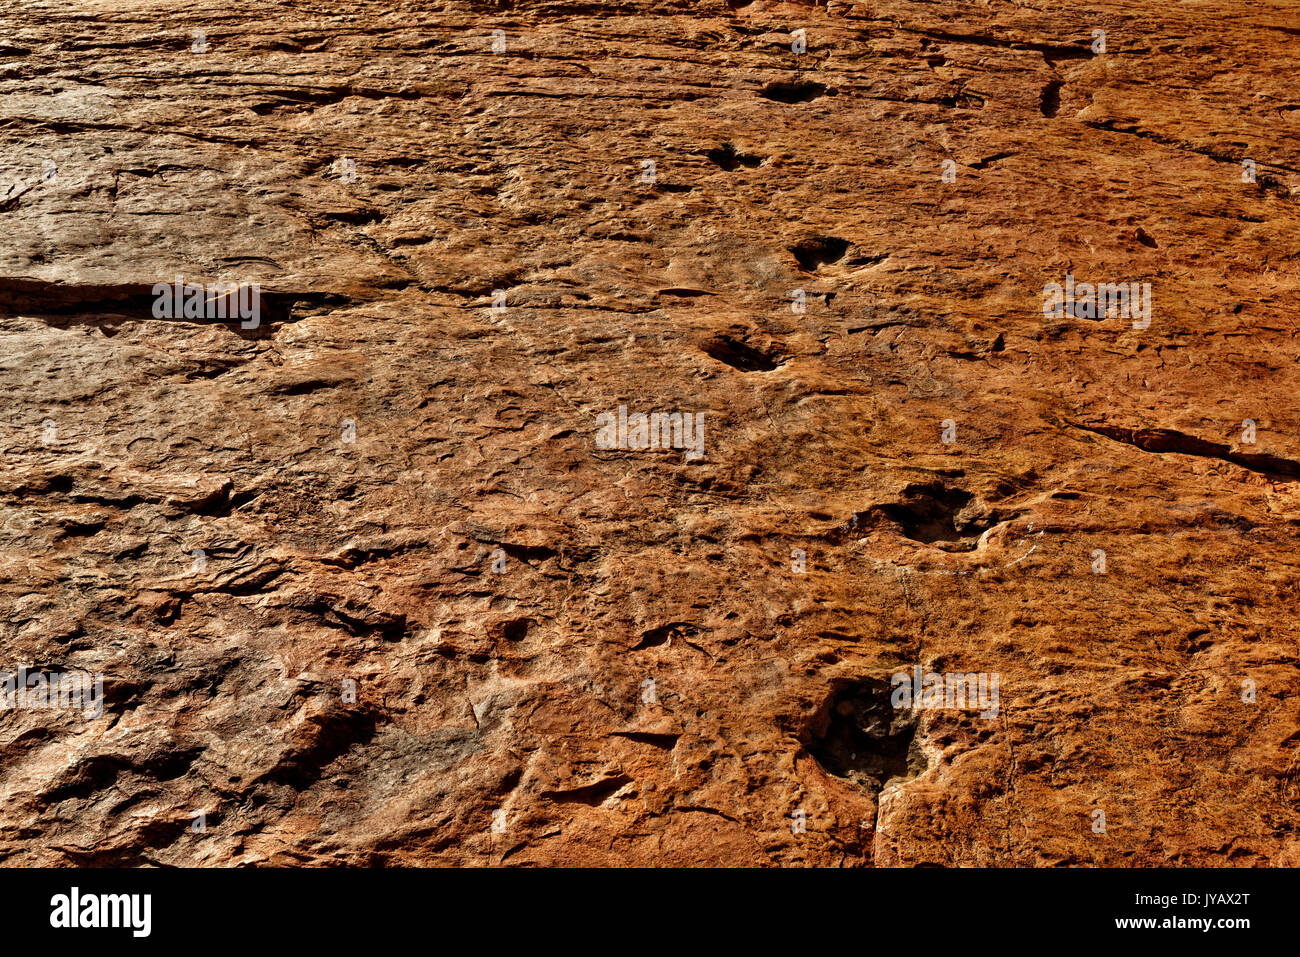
[1,0,1298,866]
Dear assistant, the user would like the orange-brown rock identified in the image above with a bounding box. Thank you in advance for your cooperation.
[1,0,1298,866]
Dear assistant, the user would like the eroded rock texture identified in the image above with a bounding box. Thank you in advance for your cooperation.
[1,0,1298,866]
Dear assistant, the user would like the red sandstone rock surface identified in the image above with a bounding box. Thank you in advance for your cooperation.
[1,0,1298,866]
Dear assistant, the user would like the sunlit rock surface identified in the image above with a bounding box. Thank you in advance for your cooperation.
[1,0,1298,866]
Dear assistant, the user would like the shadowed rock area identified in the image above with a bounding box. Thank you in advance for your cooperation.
[1,0,1298,866]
